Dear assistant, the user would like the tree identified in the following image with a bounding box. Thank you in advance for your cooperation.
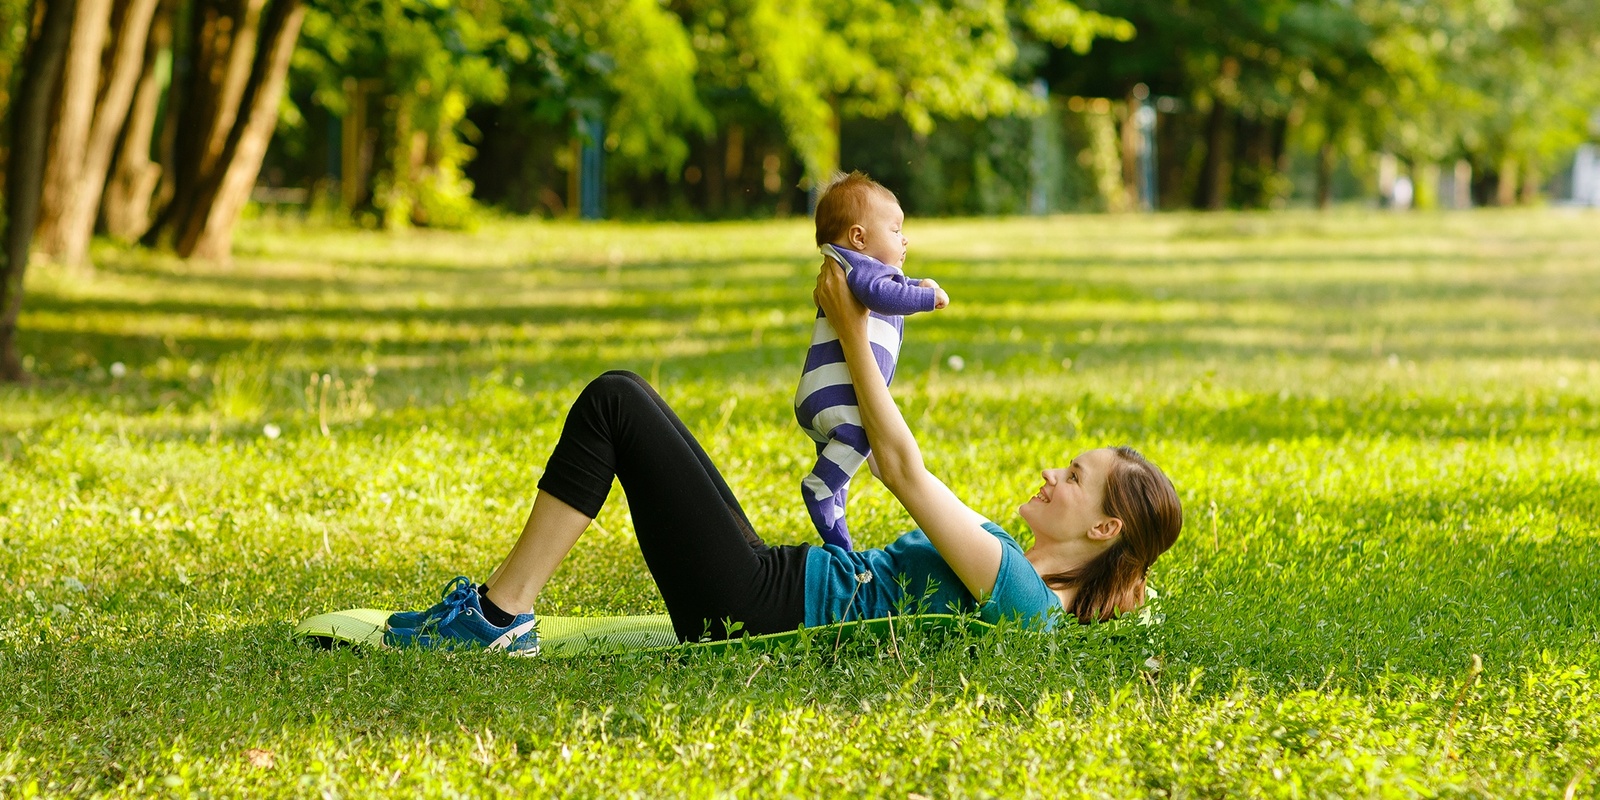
[1,0,74,381]
[102,0,175,242]
[140,0,307,260]
[678,0,1131,189]
[32,0,161,267]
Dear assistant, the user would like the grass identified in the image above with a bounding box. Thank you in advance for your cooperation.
[2,207,1598,797]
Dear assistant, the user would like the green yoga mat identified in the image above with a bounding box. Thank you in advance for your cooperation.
[296,608,993,657]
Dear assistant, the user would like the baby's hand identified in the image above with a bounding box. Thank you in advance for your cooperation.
[919,278,950,310]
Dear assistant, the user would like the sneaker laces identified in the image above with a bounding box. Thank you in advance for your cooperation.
[421,576,478,631]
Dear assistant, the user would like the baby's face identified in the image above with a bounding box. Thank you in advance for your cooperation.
[852,196,908,267]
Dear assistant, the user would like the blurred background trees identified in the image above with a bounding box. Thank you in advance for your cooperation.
[4,0,1596,237]
[0,0,1594,283]
[2,0,1596,377]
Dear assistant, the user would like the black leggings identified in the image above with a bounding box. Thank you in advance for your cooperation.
[537,371,809,642]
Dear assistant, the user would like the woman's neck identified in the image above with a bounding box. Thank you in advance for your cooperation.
[1025,536,1105,581]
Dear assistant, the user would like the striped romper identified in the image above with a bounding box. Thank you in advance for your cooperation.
[795,244,941,550]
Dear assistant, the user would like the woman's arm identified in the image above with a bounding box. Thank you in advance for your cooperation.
[814,263,1002,598]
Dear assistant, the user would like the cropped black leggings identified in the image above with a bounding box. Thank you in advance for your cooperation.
[536,371,809,642]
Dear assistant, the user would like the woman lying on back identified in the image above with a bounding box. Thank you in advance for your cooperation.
[384,263,1183,653]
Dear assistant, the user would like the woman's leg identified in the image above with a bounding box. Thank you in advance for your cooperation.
[485,371,805,641]
[481,491,591,612]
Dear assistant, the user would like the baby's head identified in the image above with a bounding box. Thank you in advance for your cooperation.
[814,171,907,267]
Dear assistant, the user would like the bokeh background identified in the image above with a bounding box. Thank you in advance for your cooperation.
[3,0,1599,254]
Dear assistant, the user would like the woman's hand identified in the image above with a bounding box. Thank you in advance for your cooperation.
[814,260,869,342]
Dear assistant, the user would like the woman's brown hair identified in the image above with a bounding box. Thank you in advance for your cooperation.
[1043,446,1183,624]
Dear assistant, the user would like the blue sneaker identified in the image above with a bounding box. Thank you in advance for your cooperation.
[384,576,540,656]
[386,575,474,630]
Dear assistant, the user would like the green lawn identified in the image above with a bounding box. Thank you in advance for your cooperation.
[3,209,1597,797]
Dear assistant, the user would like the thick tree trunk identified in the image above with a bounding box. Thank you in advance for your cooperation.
[1519,163,1540,205]
[50,0,161,266]
[34,0,112,260]
[1495,157,1518,206]
[103,0,173,241]
[160,0,265,241]
[1,0,76,381]
[175,0,304,261]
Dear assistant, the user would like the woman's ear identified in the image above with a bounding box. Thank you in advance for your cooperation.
[847,224,867,250]
[1088,517,1123,542]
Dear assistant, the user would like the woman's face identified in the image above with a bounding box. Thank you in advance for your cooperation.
[1018,447,1118,544]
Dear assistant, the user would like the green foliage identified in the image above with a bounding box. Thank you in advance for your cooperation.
[1359,0,1600,174]
[3,211,1598,794]
[0,0,29,131]
[678,0,1134,184]
[559,0,712,176]
[296,0,511,228]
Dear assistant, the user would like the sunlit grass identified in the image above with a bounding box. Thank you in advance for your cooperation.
[1,208,1597,796]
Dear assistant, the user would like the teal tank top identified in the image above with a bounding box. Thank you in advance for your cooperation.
[803,521,1061,630]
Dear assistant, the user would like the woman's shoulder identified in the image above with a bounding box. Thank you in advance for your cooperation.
[978,523,1061,630]
[977,520,1024,548]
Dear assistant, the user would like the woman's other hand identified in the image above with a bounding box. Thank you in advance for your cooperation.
[814,260,869,340]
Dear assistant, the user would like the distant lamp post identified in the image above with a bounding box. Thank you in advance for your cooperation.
[1029,78,1050,216]
[1135,103,1157,212]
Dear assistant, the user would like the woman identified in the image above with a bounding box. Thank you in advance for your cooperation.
[385,264,1183,653]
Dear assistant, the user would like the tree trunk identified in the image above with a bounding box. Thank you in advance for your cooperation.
[1316,140,1334,210]
[175,0,304,261]
[1,0,76,381]
[1519,163,1540,205]
[705,129,725,215]
[103,0,173,241]
[50,0,162,266]
[1495,157,1518,206]
[140,0,189,239]
[158,0,266,243]
[1120,91,1142,208]
[34,0,112,260]
[1197,100,1232,210]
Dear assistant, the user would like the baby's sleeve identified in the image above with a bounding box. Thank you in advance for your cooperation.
[845,261,939,316]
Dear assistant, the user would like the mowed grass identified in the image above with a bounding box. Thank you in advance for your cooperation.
[2,208,1598,797]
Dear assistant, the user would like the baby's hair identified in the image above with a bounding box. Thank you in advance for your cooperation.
[814,171,898,247]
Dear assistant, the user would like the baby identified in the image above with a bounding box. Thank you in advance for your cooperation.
[795,172,949,551]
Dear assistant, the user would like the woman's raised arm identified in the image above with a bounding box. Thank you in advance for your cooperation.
[813,264,1002,598]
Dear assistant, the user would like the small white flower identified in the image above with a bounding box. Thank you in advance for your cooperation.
[855,572,873,584]
[946,355,965,372]
[262,423,281,440]
[109,362,127,379]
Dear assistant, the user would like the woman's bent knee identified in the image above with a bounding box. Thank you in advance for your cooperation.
[584,370,649,401]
